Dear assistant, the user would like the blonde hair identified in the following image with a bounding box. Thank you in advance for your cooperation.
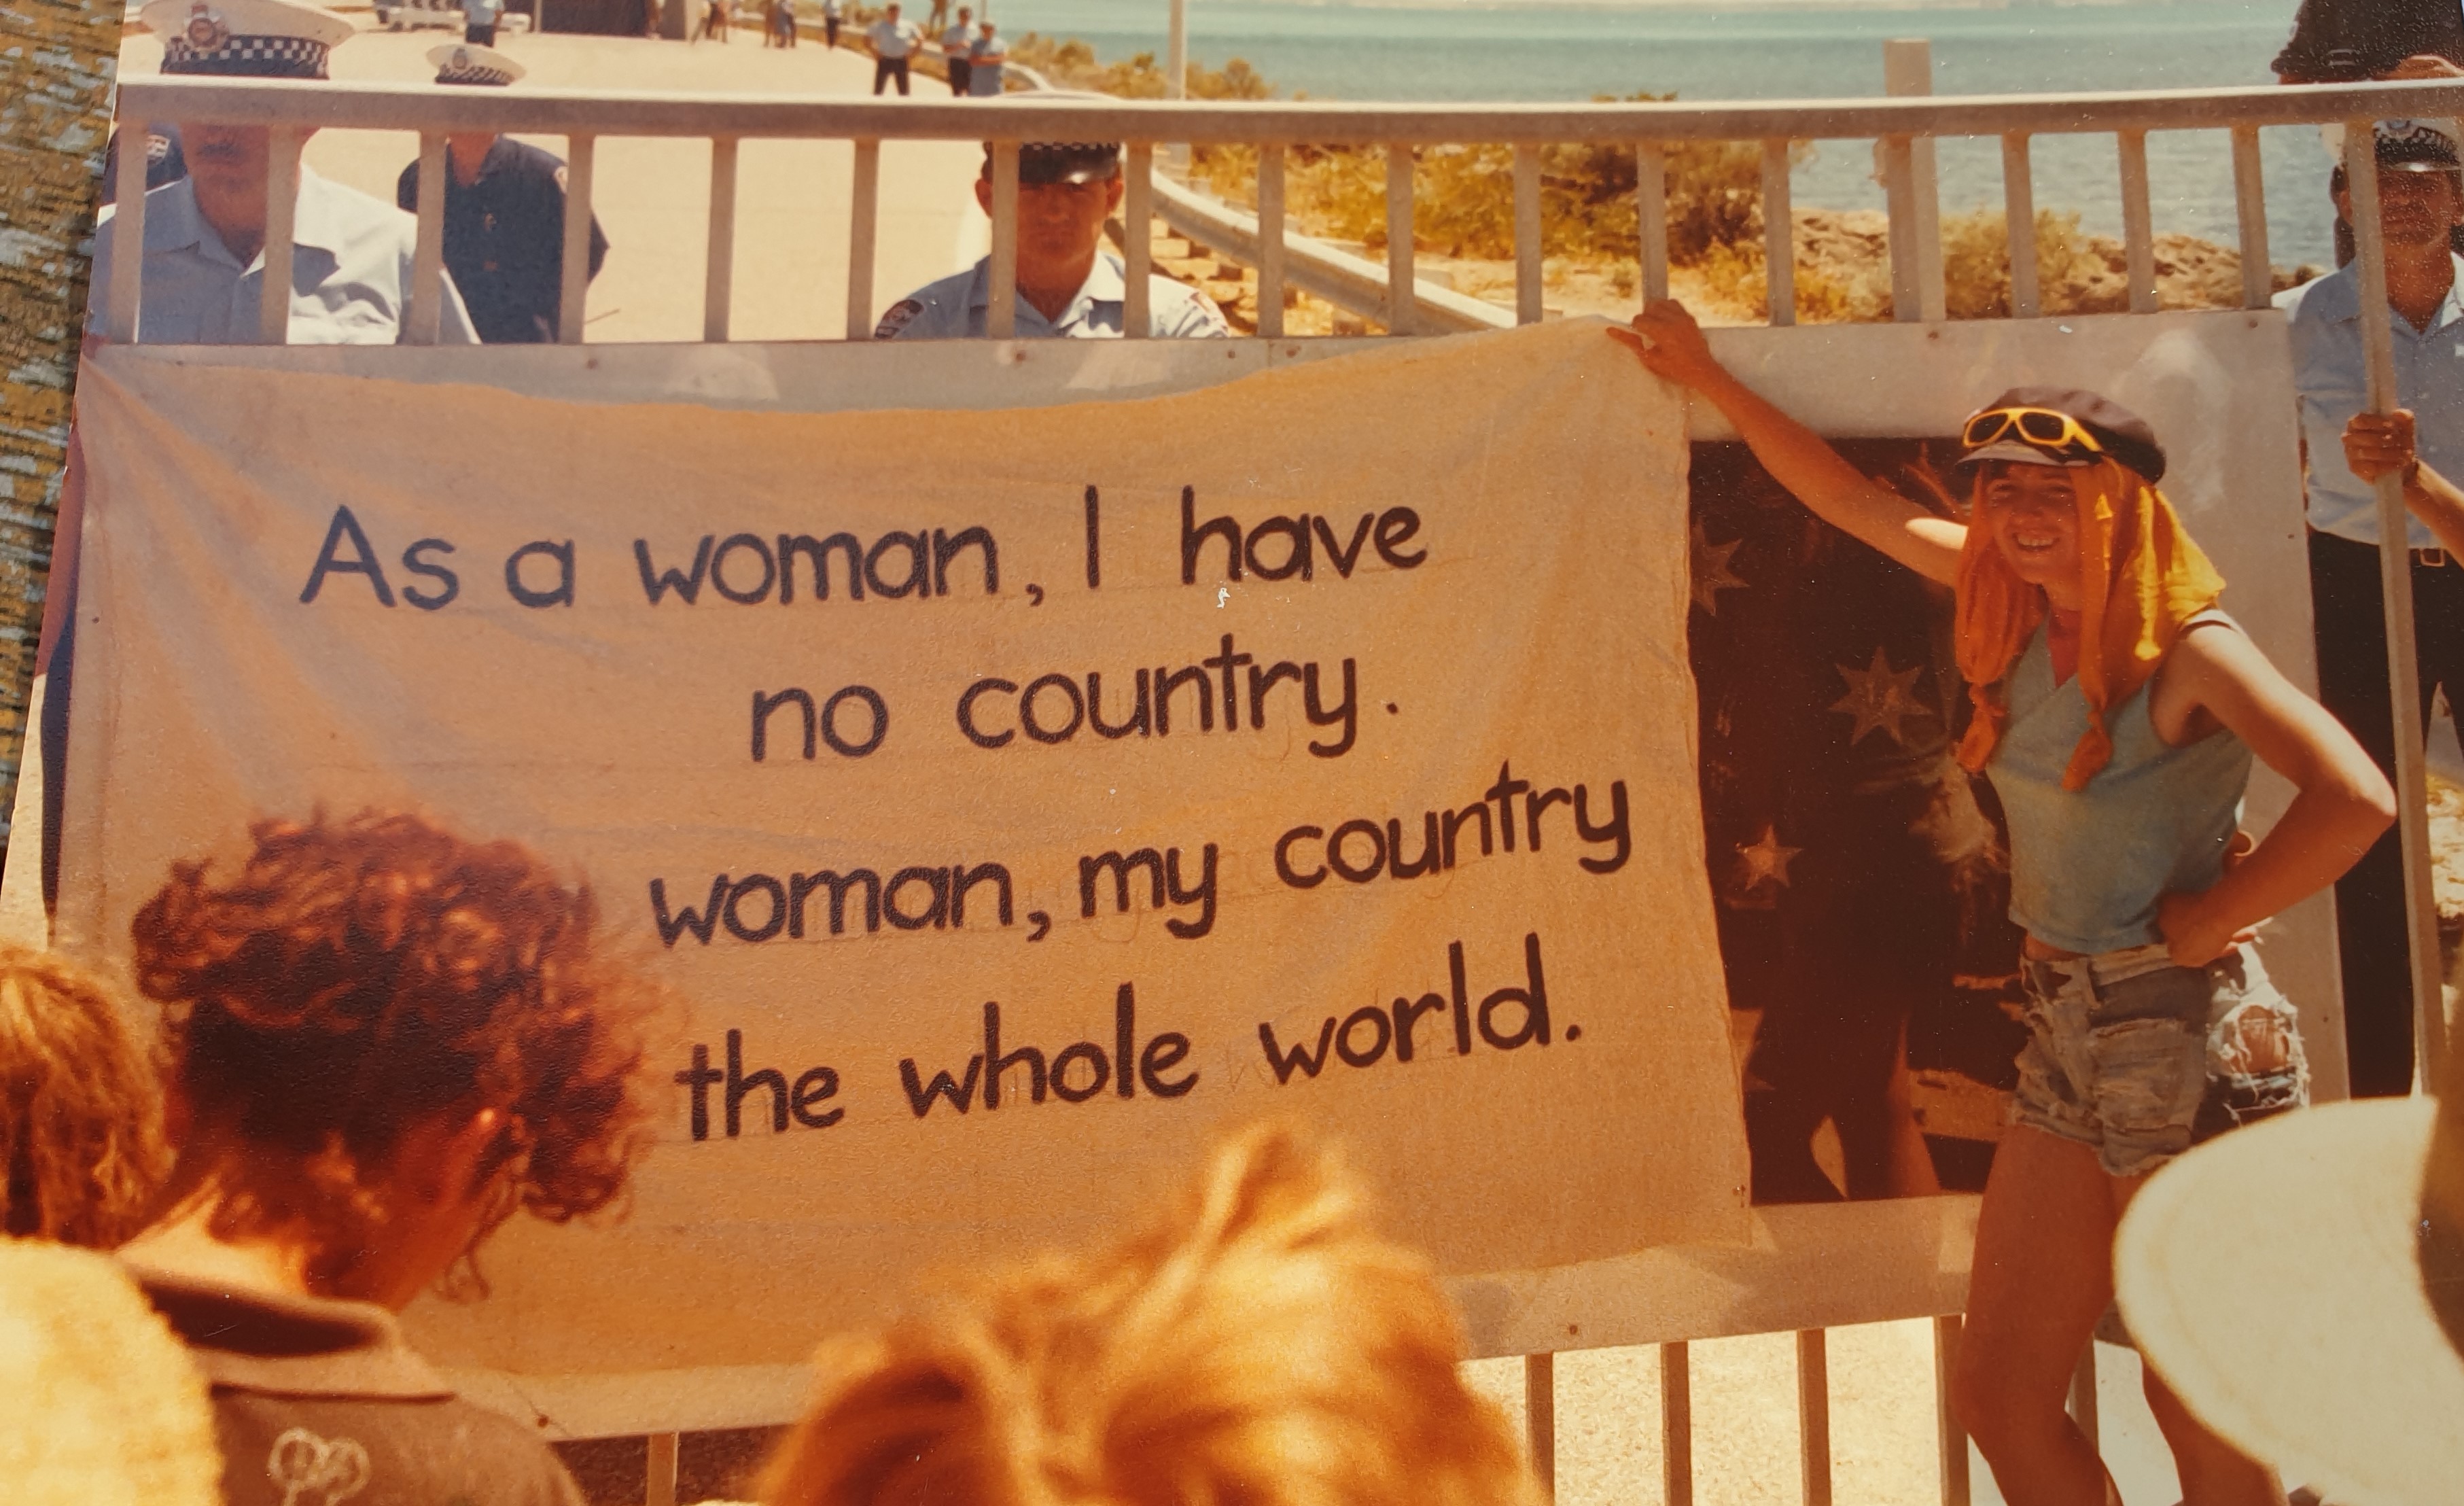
[761,1123,1543,1506]
[0,1237,223,1506]
[0,947,169,1248]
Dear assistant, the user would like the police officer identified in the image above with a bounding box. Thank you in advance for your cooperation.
[875,134,1231,340]
[86,0,478,344]
[394,45,609,344]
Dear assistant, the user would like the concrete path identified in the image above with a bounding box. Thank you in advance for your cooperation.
[115,22,990,341]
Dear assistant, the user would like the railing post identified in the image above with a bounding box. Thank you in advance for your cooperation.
[258,126,304,345]
[2067,1341,2100,1451]
[646,1431,679,1506]
[1256,144,1286,338]
[1636,142,1670,305]
[1761,138,1794,326]
[1882,134,1922,322]
[1797,1329,1833,1506]
[2118,128,2158,313]
[1384,142,1414,336]
[705,137,739,343]
[1513,143,1543,327]
[559,134,595,344]
[1523,1352,1555,1498]
[408,133,448,345]
[2001,132,2039,319]
[1123,142,1154,338]
[2344,118,2450,1086]
[988,139,1020,338]
[2231,124,2272,309]
[1933,1315,1969,1506]
[1660,1340,1693,1506]
[108,117,151,344]
[1884,39,1944,321]
[845,138,880,340]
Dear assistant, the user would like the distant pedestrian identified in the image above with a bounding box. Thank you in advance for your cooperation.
[940,6,972,94]
[772,0,797,44]
[462,0,499,43]
[821,0,839,47]
[967,18,1004,94]
[697,0,730,42]
[398,44,610,344]
[868,1,919,92]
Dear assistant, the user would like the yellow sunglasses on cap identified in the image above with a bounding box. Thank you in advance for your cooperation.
[1962,405,2110,464]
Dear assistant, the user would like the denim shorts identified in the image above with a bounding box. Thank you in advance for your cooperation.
[2010,941,2310,1178]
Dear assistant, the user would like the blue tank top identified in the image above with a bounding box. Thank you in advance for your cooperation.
[1986,614,2251,955]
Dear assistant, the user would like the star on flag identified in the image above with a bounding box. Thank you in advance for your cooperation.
[1829,645,1929,748]
[1734,824,1802,891]
[1689,519,1748,616]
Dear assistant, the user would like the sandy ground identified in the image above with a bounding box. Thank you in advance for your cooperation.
[114,22,991,341]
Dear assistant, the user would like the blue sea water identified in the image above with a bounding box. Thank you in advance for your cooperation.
[984,0,2380,266]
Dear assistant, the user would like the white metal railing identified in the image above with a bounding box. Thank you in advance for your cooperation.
[100,69,2464,1501]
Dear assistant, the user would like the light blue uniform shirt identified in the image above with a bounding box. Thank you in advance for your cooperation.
[467,0,504,23]
[875,248,1231,340]
[2277,253,2464,549]
[88,169,477,346]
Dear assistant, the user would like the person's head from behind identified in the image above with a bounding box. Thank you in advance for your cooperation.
[127,810,653,1308]
[2329,120,2464,253]
[760,1122,1543,1506]
[0,946,170,1248]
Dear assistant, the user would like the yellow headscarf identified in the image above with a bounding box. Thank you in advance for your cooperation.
[1952,457,2224,792]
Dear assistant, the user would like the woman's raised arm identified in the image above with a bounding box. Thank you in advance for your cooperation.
[1609,301,1967,585]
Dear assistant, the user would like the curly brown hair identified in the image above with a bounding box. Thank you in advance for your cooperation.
[0,945,171,1247]
[130,811,654,1274]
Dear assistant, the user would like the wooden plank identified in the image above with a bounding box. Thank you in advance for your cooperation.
[1384,142,1413,334]
[2001,132,2039,318]
[1761,138,1794,326]
[1256,144,1286,338]
[1797,1329,1832,1506]
[1523,1353,1555,1498]
[1123,142,1154,339]
[2343,119,2451,1083]
[409,133,448,345]
[2118,128,2157,314]
[1884,39,1944,321]
[987,139,1019,339]
[558,133,595,344]
[1661,1341,1693,1506]
[1637,141,1670,304]
[1513,143,1543,326]
[257,126,302,345]
[2232,123,2272,309]
[845,138,880,340]
[705,137,739,343]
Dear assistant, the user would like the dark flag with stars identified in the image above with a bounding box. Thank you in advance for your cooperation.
[1688,440,2029,1204]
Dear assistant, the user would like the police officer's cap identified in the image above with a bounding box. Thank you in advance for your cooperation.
[143,0,353,79]
[429,41,525,86]
[2374,118,2461,174]
[979,90,1121,186]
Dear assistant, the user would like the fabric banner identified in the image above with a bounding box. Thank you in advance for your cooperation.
[58,319,1746,1375]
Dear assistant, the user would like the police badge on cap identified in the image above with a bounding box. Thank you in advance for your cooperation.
[428,41,525,86]
[143,0,353,79]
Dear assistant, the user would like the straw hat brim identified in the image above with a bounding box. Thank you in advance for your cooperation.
[2115,1098,2464,1505]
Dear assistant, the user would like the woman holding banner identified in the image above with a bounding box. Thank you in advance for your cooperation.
[1613,303,2393,1506]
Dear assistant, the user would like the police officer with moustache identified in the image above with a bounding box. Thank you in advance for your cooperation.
[395,46,609,344]
[87,0,478,344]
[875,129,1230,340]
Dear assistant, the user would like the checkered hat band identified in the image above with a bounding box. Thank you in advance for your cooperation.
[437,64,514,84]
[162,35,330,77]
